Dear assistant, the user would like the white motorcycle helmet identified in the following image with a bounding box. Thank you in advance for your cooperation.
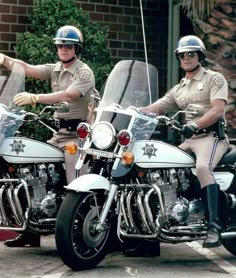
[175,35,206,62]
[53,25,84,57]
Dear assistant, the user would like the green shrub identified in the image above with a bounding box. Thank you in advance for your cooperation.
[15,0,112,141]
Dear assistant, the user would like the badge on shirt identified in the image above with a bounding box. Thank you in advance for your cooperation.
[79,69,91,82]
[212,75,225,89]
[198,82,203,91]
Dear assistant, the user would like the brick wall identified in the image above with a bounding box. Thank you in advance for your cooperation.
[76,0,168,92]
[0,0,33,56]
[0,0,168,93]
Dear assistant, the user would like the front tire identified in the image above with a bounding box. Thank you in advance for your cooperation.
[55,191,112,270]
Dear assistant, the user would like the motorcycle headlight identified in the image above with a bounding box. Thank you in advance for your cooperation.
[92,122,116,149]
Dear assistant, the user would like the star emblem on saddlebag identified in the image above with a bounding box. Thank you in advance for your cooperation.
[142,143,157,159]
[10,140,26,155]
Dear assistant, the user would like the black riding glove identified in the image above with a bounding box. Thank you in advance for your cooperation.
[182,122,198,139]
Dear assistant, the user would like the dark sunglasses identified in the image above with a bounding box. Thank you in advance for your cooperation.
[178,52,196,59]
[56,44,74,50]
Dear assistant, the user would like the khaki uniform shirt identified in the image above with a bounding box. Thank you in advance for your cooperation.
[37,59,95,120]
[157,67,228,123]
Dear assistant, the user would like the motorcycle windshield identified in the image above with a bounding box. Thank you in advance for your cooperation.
[130,115,158,141]
[0,64,25,143]
[99,60,158,109]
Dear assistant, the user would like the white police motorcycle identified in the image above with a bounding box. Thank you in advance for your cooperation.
[0,64,71,236]
[55,60,236,271]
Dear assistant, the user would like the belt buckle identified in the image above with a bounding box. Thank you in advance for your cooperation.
[54,119,60,129]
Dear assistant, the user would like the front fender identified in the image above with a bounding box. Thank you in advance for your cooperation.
[64,174,111,192]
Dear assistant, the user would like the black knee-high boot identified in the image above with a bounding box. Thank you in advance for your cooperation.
[202,184,222,248]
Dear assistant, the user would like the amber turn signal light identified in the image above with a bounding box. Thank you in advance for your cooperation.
[121,151,134,165]
[65,142,78,154]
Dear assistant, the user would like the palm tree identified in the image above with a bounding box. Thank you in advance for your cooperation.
[177,0,236,137]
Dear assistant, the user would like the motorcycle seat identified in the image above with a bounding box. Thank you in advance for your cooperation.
[218,144,236,165]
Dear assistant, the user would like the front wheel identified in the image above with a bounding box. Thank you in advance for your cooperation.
[55,191,112,270]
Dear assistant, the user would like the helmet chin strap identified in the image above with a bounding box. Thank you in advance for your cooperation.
[185,63,200,73]
[61,55,76,64]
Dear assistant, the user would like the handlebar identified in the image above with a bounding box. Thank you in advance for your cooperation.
[155,115,182,131]
[23,109,59,134]
[137,107,198,132]
[11,105,64,134]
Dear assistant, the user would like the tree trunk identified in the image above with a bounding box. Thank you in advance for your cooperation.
[188,2,236,137]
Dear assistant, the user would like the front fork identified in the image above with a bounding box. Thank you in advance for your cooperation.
[95,183,118,231]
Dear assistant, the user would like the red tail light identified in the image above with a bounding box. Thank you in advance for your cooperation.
[76,123,90,139]
[117,129,132,146]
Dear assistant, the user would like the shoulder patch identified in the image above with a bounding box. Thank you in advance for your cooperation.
[212,74,225,89]
[79,69,91,82]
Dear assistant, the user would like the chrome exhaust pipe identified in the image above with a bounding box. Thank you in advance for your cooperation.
[0,185,10,224]
[126,189,137,232]
[221,232,236,239]
[137,191,152,233]
[0,179,31,227]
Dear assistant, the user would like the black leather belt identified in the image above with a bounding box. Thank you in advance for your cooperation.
[195,127,216,136]
[55,119,83,131]
[195,118,226,139]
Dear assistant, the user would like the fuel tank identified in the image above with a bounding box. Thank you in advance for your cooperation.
[0,137,64,163]
[132,140,195,168]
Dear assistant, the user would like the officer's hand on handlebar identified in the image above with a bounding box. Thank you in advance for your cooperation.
[181,122,198,139]
[13,92,39,108]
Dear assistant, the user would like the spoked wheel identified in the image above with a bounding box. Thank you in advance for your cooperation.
[55,191,112,270]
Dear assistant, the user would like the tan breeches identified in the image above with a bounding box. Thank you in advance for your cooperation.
[179,134,229,188]
[47,128,83,184]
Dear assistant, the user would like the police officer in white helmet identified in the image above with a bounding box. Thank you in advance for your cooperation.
[0,25,95,247]
[141,35,229,249]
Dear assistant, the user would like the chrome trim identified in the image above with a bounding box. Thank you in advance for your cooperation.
[222,232,236,239]
[152,183,165,215]
[86,149,115,158]
[77,122,91,140]
[120,192,130,229]
[0,185,9,224]
[96,183,118,231]
[0,179,31,229]
[126,189,137,232]
[7,187,21,225]
[229,194,236,208]
[120,230,157,239]
[92,121,116,150]
[159,232,206,243]
[117,129,133,147]
[144,188,156,232]
[137,192,152,233]
[13,183,25,223]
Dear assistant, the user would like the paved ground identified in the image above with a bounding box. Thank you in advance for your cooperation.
[1,235,236,278]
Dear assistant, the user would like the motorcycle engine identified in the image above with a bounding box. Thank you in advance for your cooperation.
[19,164,60,217]
[149,168,205,225]
[39,192,57,217]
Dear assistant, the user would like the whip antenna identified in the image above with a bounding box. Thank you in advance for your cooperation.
[139,0,151,104]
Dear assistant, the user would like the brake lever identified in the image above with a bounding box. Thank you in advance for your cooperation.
[168,119,182,131]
